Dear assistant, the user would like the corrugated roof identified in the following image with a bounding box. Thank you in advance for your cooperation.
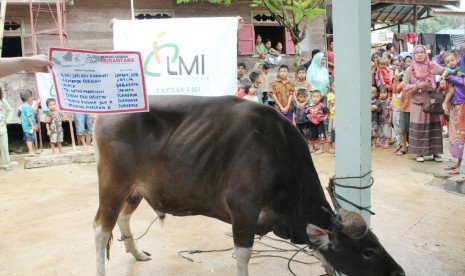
[370,1,462,31]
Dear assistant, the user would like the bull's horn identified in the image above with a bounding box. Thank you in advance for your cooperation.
[336,209,368,238]
[326,178,342,212]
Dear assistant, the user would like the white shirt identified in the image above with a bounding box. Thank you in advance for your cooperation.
[244,95,259,103]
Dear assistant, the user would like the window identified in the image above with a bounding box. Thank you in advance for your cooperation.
[1,18,29,58]
[133,9,175,20]
[238,11,294,56]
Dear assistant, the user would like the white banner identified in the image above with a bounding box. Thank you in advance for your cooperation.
[36,72,57,112]
[113,17,237,96]
[49,48,149,114]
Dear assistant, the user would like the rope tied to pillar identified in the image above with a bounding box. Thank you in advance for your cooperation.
[329,171,376,215]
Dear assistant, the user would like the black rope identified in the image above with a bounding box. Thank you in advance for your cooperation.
[330,173,376,215]
[176,233,321,275]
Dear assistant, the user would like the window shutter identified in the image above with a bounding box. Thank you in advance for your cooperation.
[237,24,254,55]
[285,28,295,55]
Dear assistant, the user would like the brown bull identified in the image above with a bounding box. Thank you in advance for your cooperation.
[94,95,405,276]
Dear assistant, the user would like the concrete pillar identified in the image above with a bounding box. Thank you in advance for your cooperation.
[333,0,372,225]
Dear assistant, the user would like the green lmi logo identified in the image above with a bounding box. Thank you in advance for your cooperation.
[144,32,205,77]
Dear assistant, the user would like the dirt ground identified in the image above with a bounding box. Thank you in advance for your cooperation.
[1,146,464,276]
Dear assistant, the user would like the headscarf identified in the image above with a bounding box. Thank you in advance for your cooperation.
[398,52,411,60]
[410,45,436,88]
[306,52,329,94]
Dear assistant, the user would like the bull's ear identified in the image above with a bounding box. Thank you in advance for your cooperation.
[307,224,331,250]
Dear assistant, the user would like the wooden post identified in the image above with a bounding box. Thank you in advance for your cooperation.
[413,4,417,33]
[0,0,7,56]
[333,0,372,225]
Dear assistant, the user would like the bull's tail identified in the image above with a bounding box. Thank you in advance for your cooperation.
[106,232,113,260]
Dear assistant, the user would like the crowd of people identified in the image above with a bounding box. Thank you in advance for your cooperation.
[235,46,336,154]
[2,37,465,185]
[237,38,465,184]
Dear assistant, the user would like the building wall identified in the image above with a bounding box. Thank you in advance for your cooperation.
[3,0,324,123]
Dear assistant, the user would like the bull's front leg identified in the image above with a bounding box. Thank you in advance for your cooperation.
[234,246,253,276]
[228,199,260,276]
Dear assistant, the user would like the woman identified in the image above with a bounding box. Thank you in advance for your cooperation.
[255,34,267,59]
[402,45,445,162]
[0,87,13,170]
[327,40,335,74]
[306,52,329,96]
[264,39,282,66]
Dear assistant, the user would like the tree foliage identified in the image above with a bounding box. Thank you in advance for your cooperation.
[390,16,464,33]
[177,0,324,44]
[177,0,325,66]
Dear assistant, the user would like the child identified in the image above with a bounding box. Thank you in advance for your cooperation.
[378,85,392,149]
[293,88,311,144]
[403,55,412,71]
[292,66,313,96]
[276,42,283,54]
[377,57,392,92]
[306,90,329,154]
[326,85,336,154]
[45,98,66,154]
[440,51,465,174]
[234,77,246,98]
[249,71,263,102]
[391,61,403,153]
[243,85,260,103]
[271,64,294,122]
[371,86,382,149]
[441,51,460,114]
[19,90,39,156]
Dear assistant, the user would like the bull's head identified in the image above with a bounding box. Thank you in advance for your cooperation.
[306,180,405,276]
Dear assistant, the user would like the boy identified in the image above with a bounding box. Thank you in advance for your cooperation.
[326,85,336,154]
[306,90,329,154]
[45,98,66,154]
[293,88,311,144]
[293,66,313,97]
[249,71,263,102]
[19,90,38,156]
[271,64,294,121]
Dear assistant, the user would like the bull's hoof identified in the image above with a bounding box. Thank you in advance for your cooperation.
[135,250,152,261]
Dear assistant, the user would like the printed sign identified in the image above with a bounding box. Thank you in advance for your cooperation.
[49,48,148,114]
[113,17,237,96]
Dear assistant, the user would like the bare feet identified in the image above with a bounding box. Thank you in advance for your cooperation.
[392,145,401,153]
[314,149,324,155]
[456,176,465,184]
[444,165,459,170]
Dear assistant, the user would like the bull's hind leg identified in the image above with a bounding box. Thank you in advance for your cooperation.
[94,174,134,276]
[94,203,121,276]
[116,190,151,261]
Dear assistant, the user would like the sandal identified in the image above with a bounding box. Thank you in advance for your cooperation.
[396,150,407,156]
[449,169,460,175]
[382,144,389,149]
[392,146,401,153]
[416,156,425,162]
[444,165,458,170]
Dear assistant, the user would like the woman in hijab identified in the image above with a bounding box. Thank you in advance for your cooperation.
[306,52,330,96]
[402,45,445,162]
